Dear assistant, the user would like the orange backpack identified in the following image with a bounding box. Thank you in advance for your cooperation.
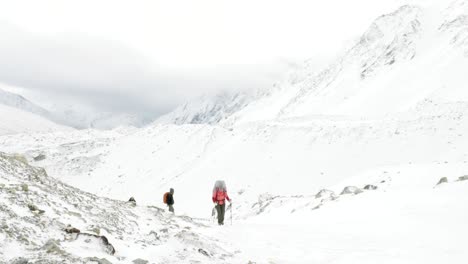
[163,192,169,204]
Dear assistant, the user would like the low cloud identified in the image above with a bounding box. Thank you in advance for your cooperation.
[0,21,284,120]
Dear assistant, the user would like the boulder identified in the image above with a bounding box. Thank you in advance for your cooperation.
[363,184,378,190]
[42,239,65,255]
[27,204,45,214]
[85,257,112,264]
[458,175,468,181]
[11,258,29,264]
[132,259,149,264]
[315,189,336,199]
[65,225,81,234]
[198,248,211,257]
[78,233,116,255]
[340,186,363,195]
[21,184,29,192]
[436,177,448,185]
[33,154,46,161]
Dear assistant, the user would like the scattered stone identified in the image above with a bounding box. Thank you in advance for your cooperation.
[340,186,363,195]
[33,154,46,161]
[88,226,101,236]
[78,233,116,255]
[21,184,29,192]
[132,258,149,264]
[28,204,45,215]
[12,154,28,164]
[315,189,336,199]
[65,225,81,234]
[363,184,378,190]
[458,175,468,181]
[85,257,112,264]
[128,197,137,206]
[10,258,29,264]
[42,239,65,254]
[198,248,211,257]
[436,177,448,185]
[27,204,38,211]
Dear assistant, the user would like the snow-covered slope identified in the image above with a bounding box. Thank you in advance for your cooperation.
[0,152,236,263]
[0,83,150,130]
[49,104,150,130]
[0,87,50,117]
[156,91,257,125]
[0,104,72,135]
[158,1,468,126]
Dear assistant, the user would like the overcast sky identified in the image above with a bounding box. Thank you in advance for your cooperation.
[0,0,403,118]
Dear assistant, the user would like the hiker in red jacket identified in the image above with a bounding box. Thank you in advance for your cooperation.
[212,180,231,225]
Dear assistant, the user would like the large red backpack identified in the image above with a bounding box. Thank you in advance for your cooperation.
[215,189,226,201]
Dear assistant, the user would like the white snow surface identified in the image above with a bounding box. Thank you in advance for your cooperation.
[0,104,72,136]
[1,0,468,263]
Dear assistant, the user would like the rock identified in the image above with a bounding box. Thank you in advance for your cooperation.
[89,226,101,236]
[27,204,39,211]
[33,154,46,161]
[340,186,363,195]
[11,258,29,264]
[65,225,81,234]
[198,248,211,257]
[21,184,29,192]
[12,154,28,164]
[42,239,65,254]
[85,257,113,264]
[132,258,149,264]
[28,204,45,214]
[78,233,116,255]
[458,175,468,181]
[315,189,336,199]
[436,177,448,185]
[363,184,378,190]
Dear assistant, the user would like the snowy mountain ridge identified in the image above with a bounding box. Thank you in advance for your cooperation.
[159,2,468,126]
[0,85,149,130]
[0,87,50,117]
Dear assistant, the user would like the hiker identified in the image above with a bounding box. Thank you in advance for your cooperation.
[212,180,231,225]
[163,188,175,213]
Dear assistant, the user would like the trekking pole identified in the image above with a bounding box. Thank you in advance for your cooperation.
[230,203,233,226]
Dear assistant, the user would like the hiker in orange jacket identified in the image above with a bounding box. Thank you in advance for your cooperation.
[163,188,175,213]
[212,180,231,225]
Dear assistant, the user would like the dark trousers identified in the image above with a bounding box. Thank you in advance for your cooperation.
[216,204,225,225]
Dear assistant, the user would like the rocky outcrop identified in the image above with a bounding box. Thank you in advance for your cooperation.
[458,175,468,181]
[363,184,378,190]
[340,186,364,195]
[436,177,448,185]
